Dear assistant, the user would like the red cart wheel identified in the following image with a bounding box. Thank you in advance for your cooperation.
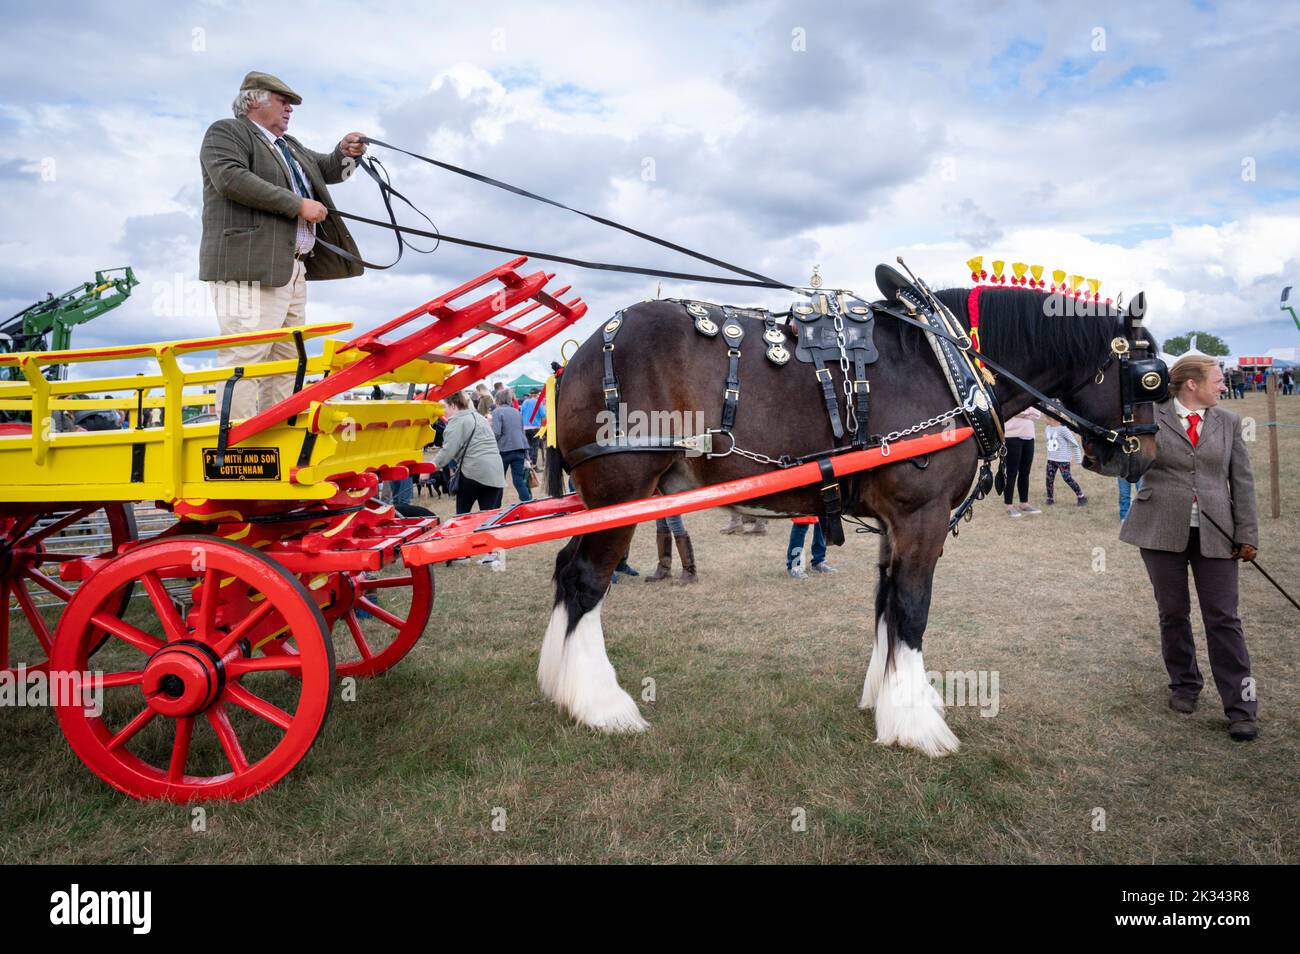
[51,536,335,802]
[1,503,136,675]
[273,565,434,678]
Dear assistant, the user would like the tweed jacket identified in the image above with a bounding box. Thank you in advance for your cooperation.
[432,409,506,489]
[199,115,363,287]
[1119,400,1258,558]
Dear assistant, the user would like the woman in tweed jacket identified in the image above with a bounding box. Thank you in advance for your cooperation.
[1119,355,1260,740]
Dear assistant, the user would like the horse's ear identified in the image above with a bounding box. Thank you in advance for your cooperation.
[1125,291,1147,320]
[1124,291,1148,338]
[875,264,912,301]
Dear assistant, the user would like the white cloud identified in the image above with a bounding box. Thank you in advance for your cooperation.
[0,0,1297,391]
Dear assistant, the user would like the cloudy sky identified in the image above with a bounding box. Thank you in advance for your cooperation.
[2,0,1299,384]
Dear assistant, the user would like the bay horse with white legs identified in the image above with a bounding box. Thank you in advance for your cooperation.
[541,268,1166,756]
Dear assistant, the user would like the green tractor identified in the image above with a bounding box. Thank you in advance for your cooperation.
[1,266,139,381]
[1283,285,1300,333]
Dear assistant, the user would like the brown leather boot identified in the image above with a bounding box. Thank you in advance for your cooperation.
[719,512,744,535]
[645,530,674,582]
[675,534,698,584]
[743,518,768,535]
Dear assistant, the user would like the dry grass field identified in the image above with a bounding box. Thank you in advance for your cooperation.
[2,391,1297,864]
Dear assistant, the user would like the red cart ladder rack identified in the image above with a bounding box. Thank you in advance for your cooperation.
[228,256,586,447]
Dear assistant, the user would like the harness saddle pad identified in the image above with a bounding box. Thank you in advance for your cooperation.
[790,295,879,366]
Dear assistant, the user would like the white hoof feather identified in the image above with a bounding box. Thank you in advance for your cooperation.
[858,615,889,710]
[537,600,649,733]
[872,643,960,757]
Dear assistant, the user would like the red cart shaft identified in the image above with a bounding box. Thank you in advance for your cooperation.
[401,427,974,565]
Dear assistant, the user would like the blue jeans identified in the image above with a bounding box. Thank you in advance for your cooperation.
[787,523,826,568]
[389,477,413,508]
[501,449,532,501]
[655,515,686,537]
[1117,477,1142,520]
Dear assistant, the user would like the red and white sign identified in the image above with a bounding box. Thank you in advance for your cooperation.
[1237,356,1273,366]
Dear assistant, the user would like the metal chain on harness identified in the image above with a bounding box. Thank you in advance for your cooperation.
[832,307,857,436]
[872,398,973,454]
[720,395,974,468]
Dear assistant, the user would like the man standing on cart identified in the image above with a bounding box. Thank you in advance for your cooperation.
[200,70,367,421]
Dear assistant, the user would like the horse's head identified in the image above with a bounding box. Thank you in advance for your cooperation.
[1057,292,1168,481]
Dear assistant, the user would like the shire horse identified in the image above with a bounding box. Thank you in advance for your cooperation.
[541,270,1162,756]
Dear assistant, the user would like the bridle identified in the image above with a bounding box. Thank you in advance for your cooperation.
[1055,321,1170,454]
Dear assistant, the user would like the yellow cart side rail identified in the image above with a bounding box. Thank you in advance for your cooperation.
[0,323,351,469]
[0,321,352,371]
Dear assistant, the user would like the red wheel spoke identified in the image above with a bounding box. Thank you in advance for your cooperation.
[168,717,194,783]
[99,670,145,689]
[225,683,293,731]
[211,600,275,656]
[356,598,404,631]
[226,654,303,677]
[89,610,164,656]
[23,567,75,602]
[24,507,94,545]
[28,551,80,562]
[107,706,157,751]
[344,611,374,659]
[206,705,250,775]
[141,571,187,642]
[7,514,38,543]
[195,569,219,640]
[358,574,412,591]
[328,564,431,679]
[12,581,53,653]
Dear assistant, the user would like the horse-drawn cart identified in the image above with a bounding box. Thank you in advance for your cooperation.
[1,258,587,801]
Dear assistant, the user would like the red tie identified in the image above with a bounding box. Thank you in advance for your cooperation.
[1187,412,1201,447]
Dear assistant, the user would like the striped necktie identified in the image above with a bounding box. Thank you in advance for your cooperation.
[274,137,311,197]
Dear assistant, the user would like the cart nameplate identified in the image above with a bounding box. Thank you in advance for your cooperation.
[202,447,281,481]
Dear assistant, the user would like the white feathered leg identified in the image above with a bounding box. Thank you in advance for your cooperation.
[872,642,960,757]
[537,599,648,733]
[858,615,889,710]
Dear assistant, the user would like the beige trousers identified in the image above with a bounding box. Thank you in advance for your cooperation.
[209,259,307,421]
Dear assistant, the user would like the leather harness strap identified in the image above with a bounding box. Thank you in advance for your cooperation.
[813,357,845,440]
[894,286,1003,460]
[601,312,625,434]
[720,317,745,431]
[817,457,845,546]
[852,351,870,449]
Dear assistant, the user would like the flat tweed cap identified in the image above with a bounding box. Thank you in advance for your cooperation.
[240,71,302,105]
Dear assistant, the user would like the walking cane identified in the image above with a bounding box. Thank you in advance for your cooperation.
[1194,501,1300,614]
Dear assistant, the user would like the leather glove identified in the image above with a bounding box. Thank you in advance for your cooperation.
[1231,543,1258,562]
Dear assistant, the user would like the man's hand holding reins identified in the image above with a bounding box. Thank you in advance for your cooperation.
[339,132,367,158]
[300,198,329,223]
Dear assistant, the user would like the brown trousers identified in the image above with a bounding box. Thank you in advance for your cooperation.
[1139,529,1257,722]
[210,258,308,421]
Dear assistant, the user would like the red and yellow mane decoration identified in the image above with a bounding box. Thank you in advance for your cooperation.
[966,256,1110,304]
[961,257,1115,382]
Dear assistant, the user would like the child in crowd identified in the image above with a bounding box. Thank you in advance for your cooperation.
[1043,417,1087,506]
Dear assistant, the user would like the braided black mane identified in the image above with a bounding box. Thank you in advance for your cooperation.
[932,286,1128,369]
